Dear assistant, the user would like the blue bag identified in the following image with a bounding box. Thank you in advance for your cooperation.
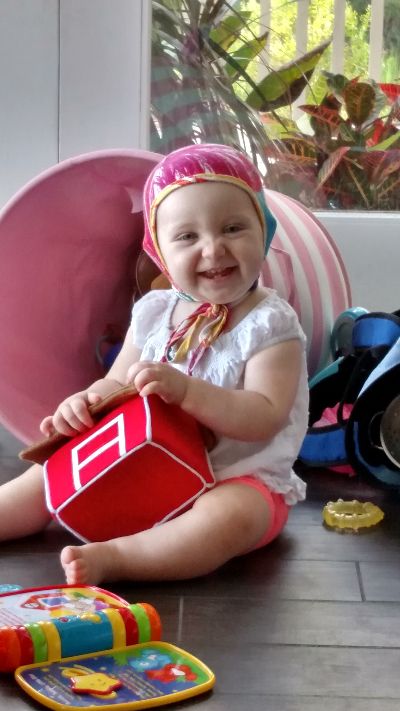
[299,310,400,486]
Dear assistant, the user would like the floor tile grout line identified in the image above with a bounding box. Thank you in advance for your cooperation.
[170,595,400,605]
[356,560,367,601]
[188,641,400,651]
[176,595,184,643]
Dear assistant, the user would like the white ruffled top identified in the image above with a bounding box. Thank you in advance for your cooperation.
[131,289,308,504]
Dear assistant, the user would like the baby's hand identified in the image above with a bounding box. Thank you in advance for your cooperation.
[40,391,103,438]
[127,361,189,405]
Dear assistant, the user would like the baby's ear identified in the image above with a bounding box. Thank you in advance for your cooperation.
[135,250,165,295]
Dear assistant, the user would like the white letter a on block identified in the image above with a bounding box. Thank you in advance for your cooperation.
[71,414,127,491]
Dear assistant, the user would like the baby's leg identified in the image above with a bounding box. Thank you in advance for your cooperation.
[60,481,272,585]
[0,464,51,540]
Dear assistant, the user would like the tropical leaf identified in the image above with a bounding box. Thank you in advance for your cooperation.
[266,139,317,163]
[279,137,317,159]
[186,0,201,24]
[260,114,299,138]
[379,83,400,103]
[365,118,385,146]
[208,11,252,51]
[370,150,400,179]
[343,82,376,126]
[387,98,400,123]
[298,104,343,130]
[354,151,400,207]
[309,143,373,209]
[200,0,230,26]
[374,167,400,208]
[224,32,269,80]
[322,71,350,98]
[244,39,331,111]
[298,98,346,150]
[263,61,400,208]
[337,122,362,145]
[211,72,277,162]
[365,80,390,124]
[317,147,351,187]
[355,150,386,176]
[342,157,372,208]
[367,131,400,151]
[206,34,263,99]
[152,17,183,43]
[259,113,307,143]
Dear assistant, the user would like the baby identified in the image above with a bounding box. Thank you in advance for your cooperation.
[0,143,309,584]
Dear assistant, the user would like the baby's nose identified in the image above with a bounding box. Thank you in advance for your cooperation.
[201,236,226,258]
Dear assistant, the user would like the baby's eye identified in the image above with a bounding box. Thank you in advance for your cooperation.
[223,223,244,234]
[175,232,197,242]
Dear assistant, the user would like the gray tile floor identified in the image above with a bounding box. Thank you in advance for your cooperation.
[1,424,400,709]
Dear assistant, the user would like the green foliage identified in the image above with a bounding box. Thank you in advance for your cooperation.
[299,1,370,107]
[246,40,330,111]
[343,3,370,78]
[264,72,400,209]
[267,0,297,67]
[150,0,329,160]
[150,0,400,210]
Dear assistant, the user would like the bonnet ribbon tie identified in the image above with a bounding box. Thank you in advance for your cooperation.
[162,302,229,375]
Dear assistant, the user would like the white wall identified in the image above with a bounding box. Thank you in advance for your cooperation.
[59,0,151,160]
[0,0,151,208]
[317,212,400,313]
[0,0,59,207]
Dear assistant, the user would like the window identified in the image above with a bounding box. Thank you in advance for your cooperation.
[150,1,400,211]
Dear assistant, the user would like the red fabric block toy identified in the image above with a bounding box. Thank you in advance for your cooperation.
[42,394,215,542]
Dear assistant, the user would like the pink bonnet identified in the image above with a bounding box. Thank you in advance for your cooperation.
[142,143,277,282]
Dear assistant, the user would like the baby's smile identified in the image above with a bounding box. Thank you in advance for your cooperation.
[199,266,236,280]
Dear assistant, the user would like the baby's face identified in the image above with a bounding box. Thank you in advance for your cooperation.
[156,181,265,304]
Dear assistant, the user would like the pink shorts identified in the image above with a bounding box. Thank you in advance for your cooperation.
[216,474,290,550]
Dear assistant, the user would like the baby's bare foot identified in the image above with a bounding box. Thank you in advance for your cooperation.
[60,543,115,585]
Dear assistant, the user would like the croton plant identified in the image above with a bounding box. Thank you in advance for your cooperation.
[264,72,400,210]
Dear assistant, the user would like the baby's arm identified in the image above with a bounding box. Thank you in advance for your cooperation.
[40,327,142,437]
[129,338,303,442]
